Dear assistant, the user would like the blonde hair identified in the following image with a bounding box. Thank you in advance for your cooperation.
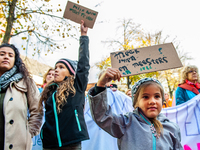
[125,89,131,95]
[43,68,54,84]
[180,65,199,84]
[39,75,76,114]
[133,81,164,135]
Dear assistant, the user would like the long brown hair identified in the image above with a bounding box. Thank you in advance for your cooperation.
[133,81,164,135]
[38,75,76,114]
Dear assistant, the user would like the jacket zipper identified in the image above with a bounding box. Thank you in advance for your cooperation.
[52,91,62,147]
[40,129,43,140]
[74,109,82,131]
[140,114,156,150]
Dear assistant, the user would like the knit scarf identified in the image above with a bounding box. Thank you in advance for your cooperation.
[0,65,23,92]
[185,79,200,89]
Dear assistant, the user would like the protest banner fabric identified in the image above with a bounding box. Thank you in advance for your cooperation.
[161,94,200,150]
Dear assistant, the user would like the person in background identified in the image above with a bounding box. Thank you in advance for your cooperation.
[162,92,172,108]
[0,43,42,150]
[38,20,90,150]
[82,69,133,150]
[175,65,200,105]
[125,89,132,98]
[108,83,118,92]
[41,68,55,89]
[88,68,183,150]
[32,70,55,150]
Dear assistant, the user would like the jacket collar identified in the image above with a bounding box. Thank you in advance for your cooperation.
[10,79,27,92]
[134,107,169,123]
[179,83,200,95]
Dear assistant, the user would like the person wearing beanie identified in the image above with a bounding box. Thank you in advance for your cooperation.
[38,20,90,150]
[88,68,183,150]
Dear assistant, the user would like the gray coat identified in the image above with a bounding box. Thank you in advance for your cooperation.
[88,87,183,150]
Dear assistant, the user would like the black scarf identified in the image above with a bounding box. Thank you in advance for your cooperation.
[0,65,23,92]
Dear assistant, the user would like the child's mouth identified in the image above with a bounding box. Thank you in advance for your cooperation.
[148,107,157,110]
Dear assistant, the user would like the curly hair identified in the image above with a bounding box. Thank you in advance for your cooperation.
[0,43,36,97]
[180,65,200,84]
[38,75,76,114]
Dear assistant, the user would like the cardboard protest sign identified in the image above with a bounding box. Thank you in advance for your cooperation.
[63,1,98,29]
[110,43,183,76]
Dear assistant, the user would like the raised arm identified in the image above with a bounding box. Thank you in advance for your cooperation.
[81,20,88,36]
[88,68,127,138]
[75,20,90,91]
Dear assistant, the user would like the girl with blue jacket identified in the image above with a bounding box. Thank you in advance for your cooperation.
[38,20,89,150]
[88,68,183,150]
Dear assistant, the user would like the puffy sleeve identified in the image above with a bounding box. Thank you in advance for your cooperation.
[88,87,127,138]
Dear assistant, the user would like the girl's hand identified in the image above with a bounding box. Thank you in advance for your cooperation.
[97,68,122,87]
[81,20,88,36]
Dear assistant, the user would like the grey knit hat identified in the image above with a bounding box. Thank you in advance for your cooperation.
[56,58,77,76]
[131,78,164,103]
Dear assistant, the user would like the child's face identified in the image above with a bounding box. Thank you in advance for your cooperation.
[54,63,70,82]
[136,84,162,119]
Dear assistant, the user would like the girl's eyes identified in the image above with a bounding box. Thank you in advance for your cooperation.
[143,96,149,99]
[142,95,161,99]
[55,66,64,69]
[0,53,14,57]
[155,95,161,98]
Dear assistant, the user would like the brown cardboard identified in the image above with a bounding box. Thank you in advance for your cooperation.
[110,43,183,77]
[63,1,98,29]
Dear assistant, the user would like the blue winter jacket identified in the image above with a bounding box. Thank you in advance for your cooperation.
[176,83,200,105]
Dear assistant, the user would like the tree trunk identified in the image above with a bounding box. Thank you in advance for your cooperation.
[127,76,130,89]
[3,0,17,43]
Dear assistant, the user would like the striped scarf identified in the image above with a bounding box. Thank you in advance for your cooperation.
[0,65,23,92]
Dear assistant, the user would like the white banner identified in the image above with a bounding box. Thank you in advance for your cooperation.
[161,94,200,150]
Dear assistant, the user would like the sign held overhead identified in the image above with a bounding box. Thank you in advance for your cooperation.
[63,1,98,29]
[110,43,183,76]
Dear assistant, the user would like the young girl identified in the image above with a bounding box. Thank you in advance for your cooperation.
[88,68,183,150]
[38,20,89,150]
